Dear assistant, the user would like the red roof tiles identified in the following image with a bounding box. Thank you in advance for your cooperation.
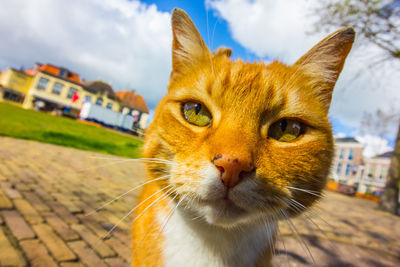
[25,63,82,84]
[116,91,149,113]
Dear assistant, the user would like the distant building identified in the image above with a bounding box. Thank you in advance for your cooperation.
[115,91,149,130]
[1,62,150,132]
[332,137,364,185]
[81,80,121,112]
[358,151,392,196]
[330,137,393,199]
[22,63,88,117]
[0,68,33,104]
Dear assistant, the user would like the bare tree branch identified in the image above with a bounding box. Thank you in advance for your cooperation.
[313,0,400,60]
[312,0,400,215]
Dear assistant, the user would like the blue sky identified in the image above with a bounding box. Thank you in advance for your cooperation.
[142,0,397,142]
[140,0,355,137]
[140,0,259,61]
[0,0,398,155]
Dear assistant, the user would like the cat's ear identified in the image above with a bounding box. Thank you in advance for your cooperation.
[294,27,355,111]
[213,47,232,58]
[171,8,211,77]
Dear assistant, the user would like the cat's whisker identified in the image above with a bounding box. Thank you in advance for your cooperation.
[278,209,307,260]
[91,157,174,167]
[191,214,203,221]
[287,198,334,229]
[276,220,291,267]
[263,216,276,259]
[178,193,198,212]
[94,185,175,249]
[131,186,178,226]
[281,209,316,265]
[310,211,334,230]
[286,199,348,264]
[211,17,219,52]
[133,192,182,258]
[281,37,325,92]
[77,159,136,172]
[286,186,325,199]
[205,7,215,76]
[269,213,286,267]
[286,198,306,216]
[143,194,187,261]
[302,211,343,258]
[131,8,354,265]
[90,156,173,164]
[78,157,173,173]
[85,175,171,216]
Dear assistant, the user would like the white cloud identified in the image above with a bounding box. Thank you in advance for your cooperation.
[208,0,400,139]
[355,134,393,158]
[0,0,172,108]
[335,132,347,138]
[207,0,324,63]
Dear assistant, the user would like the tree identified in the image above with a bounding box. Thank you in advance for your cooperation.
[359,108,399,156]
[379,124,400,214]
[314,0,400,61]
[312,0,400,215]
[360,108,399,138]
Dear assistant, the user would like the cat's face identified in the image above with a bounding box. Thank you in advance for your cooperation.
[144,9,354,228]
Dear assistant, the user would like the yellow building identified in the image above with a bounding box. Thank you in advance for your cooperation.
[0,68,33,104]
[23,71,87,118]
[1,63,121,117]
[81,81,120,112]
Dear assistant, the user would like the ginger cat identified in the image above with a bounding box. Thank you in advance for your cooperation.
[132,8,354,267]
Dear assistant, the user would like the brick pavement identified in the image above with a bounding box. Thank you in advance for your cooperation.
[0,136,400,266]
[0,137,145,267]
[274,191,400,266]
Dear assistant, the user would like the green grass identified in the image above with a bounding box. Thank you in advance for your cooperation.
[0,102,143,158]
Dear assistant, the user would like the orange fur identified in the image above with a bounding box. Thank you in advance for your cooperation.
[132,8,354,266]
[132,182,167,267]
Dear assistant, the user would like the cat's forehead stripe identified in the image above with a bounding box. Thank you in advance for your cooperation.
[211,60,284,114]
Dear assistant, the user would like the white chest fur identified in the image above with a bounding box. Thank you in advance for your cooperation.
[161,209,277,267]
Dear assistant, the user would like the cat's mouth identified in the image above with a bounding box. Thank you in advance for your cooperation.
[199,195,242,208]
[210,197,246,213]
[195,194,250,226]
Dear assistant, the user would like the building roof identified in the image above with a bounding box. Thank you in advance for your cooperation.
[335,137,359,143]
[376,151,393,158]
[10,68,32,77]
[25,63,82,84]
[115,91,149,113]
[81,80,118,100]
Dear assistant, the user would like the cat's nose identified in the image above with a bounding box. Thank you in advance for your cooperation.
[212,155,255,188]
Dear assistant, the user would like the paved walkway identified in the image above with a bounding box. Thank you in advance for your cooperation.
[0,136,399,266]
[274,192,400,266]
[0,137,146,267]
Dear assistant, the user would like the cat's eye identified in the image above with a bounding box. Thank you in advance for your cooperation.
[268,119,304,142]
[182,102,212,127]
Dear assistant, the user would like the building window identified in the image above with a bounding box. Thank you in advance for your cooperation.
[380,167,388,180]
[360,169,364,179]
[368,164,376,179]
[67,87,77,99]
[84,95,92,103]
[348,149,354,160]
[351,165,357,176]
[345,164,351,177]
[106,103,113,109]
[3,89,24,103]
[51,82,64,95]
[36,77,49,90]
[336,163,342,174]
[95,97,103,106]
[339,149,345,159]
[59,69,68,78]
